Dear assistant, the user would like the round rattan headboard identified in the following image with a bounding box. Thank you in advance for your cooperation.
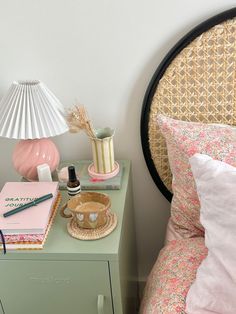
[141,8,236,202]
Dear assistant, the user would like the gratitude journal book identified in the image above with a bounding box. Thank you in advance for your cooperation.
[0,182,59,235]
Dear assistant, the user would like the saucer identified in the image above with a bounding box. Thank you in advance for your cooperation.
[67,211,117,240]
[88,161,120,180]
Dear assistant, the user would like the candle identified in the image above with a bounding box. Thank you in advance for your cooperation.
[37,163,52,182]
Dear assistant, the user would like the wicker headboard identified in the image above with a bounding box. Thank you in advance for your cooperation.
[141,8,236,202]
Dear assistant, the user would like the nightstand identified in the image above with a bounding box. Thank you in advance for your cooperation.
[0,160,138,314]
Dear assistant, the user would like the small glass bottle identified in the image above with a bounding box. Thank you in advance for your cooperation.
[67,166,81,198]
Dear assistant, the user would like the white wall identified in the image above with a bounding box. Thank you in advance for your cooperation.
[0,0,235,280]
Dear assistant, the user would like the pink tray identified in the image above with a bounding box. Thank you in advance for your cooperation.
[88,161,120,180]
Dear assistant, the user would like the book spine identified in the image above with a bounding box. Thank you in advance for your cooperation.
[59,182,120,190]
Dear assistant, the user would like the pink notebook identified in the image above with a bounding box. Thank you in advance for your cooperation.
[0,182,58,235]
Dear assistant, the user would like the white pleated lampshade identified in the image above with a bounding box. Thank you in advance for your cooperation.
[0,80,69,139]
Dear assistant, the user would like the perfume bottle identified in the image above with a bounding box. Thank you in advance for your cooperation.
[67,166,81,197]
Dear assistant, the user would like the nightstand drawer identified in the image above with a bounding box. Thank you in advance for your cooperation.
[0,260,113,314]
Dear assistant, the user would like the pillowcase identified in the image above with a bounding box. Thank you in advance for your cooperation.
[157,114,236,238]
[185,153,236,314]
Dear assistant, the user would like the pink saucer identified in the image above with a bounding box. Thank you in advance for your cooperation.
[88,162,120,180]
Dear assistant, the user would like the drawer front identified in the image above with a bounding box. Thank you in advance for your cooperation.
[0,260,113,314]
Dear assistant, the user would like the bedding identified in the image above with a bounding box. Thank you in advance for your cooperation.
[140,238,207,314]
[185,154,236,313]
[164,218,185,244]
[157,114,236,238]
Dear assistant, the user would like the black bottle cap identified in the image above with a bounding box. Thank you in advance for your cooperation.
[68,166,77,182]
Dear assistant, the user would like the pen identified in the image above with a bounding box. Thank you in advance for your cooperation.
[3,193,53,218]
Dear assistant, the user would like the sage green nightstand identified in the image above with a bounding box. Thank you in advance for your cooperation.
[0,160,138,314]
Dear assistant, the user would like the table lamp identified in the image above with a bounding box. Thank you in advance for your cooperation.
[0,80,69,181]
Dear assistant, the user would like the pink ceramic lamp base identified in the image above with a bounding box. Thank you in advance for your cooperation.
[12,138,60,181]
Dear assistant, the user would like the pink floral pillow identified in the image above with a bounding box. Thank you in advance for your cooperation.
[157,114,236,238]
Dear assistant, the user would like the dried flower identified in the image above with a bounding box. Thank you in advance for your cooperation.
[67,105,96,138]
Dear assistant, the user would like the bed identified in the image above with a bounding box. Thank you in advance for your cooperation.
[139,8,236,314]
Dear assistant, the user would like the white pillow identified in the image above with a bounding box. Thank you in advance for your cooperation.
[185,153,236,314]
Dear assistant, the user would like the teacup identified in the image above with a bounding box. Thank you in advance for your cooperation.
[60,192,111,229]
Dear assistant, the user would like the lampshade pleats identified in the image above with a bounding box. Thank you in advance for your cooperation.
[0,80,69,139]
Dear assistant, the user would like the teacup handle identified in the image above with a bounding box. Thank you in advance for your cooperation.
[60,203,72,218]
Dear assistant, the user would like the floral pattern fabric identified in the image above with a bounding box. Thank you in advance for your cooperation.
[140,238,207,314]
[1,233,45,243]
[158,114,236,238]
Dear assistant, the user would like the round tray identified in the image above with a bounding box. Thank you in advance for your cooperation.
[67,211,117,240]
[88,161,120,180]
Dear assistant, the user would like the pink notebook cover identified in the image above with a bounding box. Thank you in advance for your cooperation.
[0,182,58,235]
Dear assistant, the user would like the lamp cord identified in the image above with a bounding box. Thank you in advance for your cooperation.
[0,230,6,254]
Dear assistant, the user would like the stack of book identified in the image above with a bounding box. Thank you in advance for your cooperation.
[0,182,60,251]
[55,160,124,190]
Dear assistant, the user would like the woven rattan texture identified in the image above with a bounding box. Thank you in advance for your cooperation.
[67,211,117,240]
[149,18,236,192]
